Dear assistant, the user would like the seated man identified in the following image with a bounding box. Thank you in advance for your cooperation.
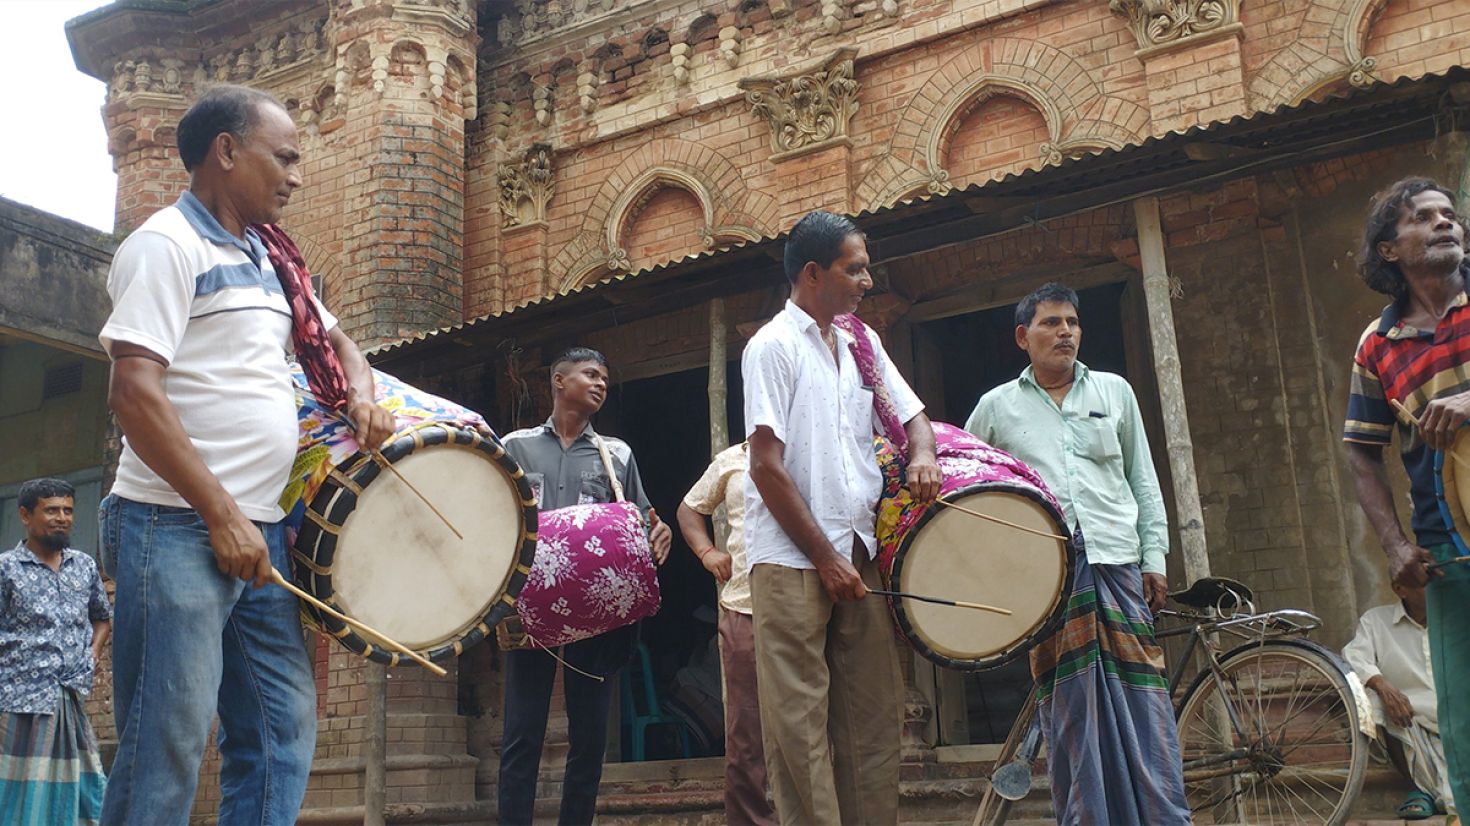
[1342,581,1453,819]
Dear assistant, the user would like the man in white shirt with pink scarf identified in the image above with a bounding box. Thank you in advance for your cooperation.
[741,210,941,825]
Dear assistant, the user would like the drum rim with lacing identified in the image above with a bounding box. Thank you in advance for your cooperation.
[885,479,1078,672]
[293,421,539,666]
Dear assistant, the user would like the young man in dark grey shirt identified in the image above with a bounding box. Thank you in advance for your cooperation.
[497,347,672,825]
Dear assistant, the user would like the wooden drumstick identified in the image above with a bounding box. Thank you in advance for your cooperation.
[269,567,448,677]
[932,498,1068,541]
[1391,398,1420,425]
[367,451,464,541]
[870,588,1014,616]
[1429,554,1470,570]
[311,399,464,540]
[1391,398,1470,476]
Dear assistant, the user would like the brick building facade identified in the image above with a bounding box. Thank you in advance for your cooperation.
[64,0,1470,821]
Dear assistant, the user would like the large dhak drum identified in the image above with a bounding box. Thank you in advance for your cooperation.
[284,367,538,666]
[498,438,662,651]
[876,422,1076,671]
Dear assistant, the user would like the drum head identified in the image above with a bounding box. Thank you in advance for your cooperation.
[891,485,1072,671]
[330,435,528,651]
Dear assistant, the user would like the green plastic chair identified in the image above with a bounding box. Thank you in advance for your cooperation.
[620,642,692,761]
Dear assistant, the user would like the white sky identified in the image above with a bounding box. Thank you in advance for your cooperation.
[0,1,117,232]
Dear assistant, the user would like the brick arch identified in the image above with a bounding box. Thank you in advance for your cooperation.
[928,80,1061,195]
[606,168,717,262]
[681,11,719,48]
[547,230,609,296]
[388,39,429,90]
[551,137,780,291]
[616,183,710,274]
[1247,0,1388,112]
[857,38,1146,209]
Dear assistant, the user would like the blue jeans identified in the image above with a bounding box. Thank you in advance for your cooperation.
[98,495,316,826]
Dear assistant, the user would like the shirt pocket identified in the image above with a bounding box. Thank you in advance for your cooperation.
[578,471,613,505]
[1083,418,1123,462]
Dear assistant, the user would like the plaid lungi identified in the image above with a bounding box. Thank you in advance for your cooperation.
[0,687,106,825]
[1030,555,1191,826]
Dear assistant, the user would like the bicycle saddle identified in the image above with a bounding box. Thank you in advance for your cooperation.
[1168,576,1253,610]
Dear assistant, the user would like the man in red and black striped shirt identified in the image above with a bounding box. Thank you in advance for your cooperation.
[1345,176,1470,818]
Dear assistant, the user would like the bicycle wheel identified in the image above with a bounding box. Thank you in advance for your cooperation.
[1174,640,1369,825]
[972,688,1040,826]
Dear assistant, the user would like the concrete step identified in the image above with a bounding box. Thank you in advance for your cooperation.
[502,749,1435,826]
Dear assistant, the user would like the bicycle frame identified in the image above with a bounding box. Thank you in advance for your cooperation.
[1155,606,1324,695]
[1154,607,1328,780]
[975,588,1367,826]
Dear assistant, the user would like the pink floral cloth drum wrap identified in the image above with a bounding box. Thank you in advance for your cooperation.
[874,421,1065,573]
[515,500,661,648]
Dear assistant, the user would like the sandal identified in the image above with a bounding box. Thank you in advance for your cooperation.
[1395,789,1436,820]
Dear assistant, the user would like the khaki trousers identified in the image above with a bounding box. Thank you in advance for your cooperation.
[750,543,903,825]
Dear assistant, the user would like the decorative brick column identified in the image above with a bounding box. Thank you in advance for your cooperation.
[1110,0,1248,135]
[497,143,555,300]
[329,0,479,348]
[101,58,195,234]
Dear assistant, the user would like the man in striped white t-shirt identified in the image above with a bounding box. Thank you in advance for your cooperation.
[98,85,393,826]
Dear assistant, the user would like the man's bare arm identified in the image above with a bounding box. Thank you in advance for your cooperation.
[327,326,395,449]
[677,501,732,582]
[748,427,865,601]
[90,619,112,665]
[108,341,271,585]
[1345,441,1435,587]
[903,412,942,502]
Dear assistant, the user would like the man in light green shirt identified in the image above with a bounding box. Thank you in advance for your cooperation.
[963,286,1170,606]
[964,282,1189,825]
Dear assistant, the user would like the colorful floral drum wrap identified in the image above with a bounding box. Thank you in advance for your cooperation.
[286,365,538,666]
[875,421,1076,671]
[282,365,494,533]
[514,501,661,649]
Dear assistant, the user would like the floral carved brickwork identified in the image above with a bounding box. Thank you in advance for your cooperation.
[739,48,860,162]
[498,143,555,228]
[1108,0,1242,57]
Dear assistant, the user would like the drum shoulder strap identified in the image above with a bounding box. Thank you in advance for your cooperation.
[593,434,626,502]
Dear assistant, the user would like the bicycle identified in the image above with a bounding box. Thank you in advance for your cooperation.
[973,576,1371,825]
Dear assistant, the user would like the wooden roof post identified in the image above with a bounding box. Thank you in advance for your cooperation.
[709,297,730,458]
[1134,195,1211,584]
[364,661,387,826]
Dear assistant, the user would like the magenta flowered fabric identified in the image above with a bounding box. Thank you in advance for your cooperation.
[515,501,661,648]
[875,421,1064,575]
[834,313,909,454]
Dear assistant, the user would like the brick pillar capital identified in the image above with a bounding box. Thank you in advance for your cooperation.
[1108,0,1243,59]
[739,47,860,163]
